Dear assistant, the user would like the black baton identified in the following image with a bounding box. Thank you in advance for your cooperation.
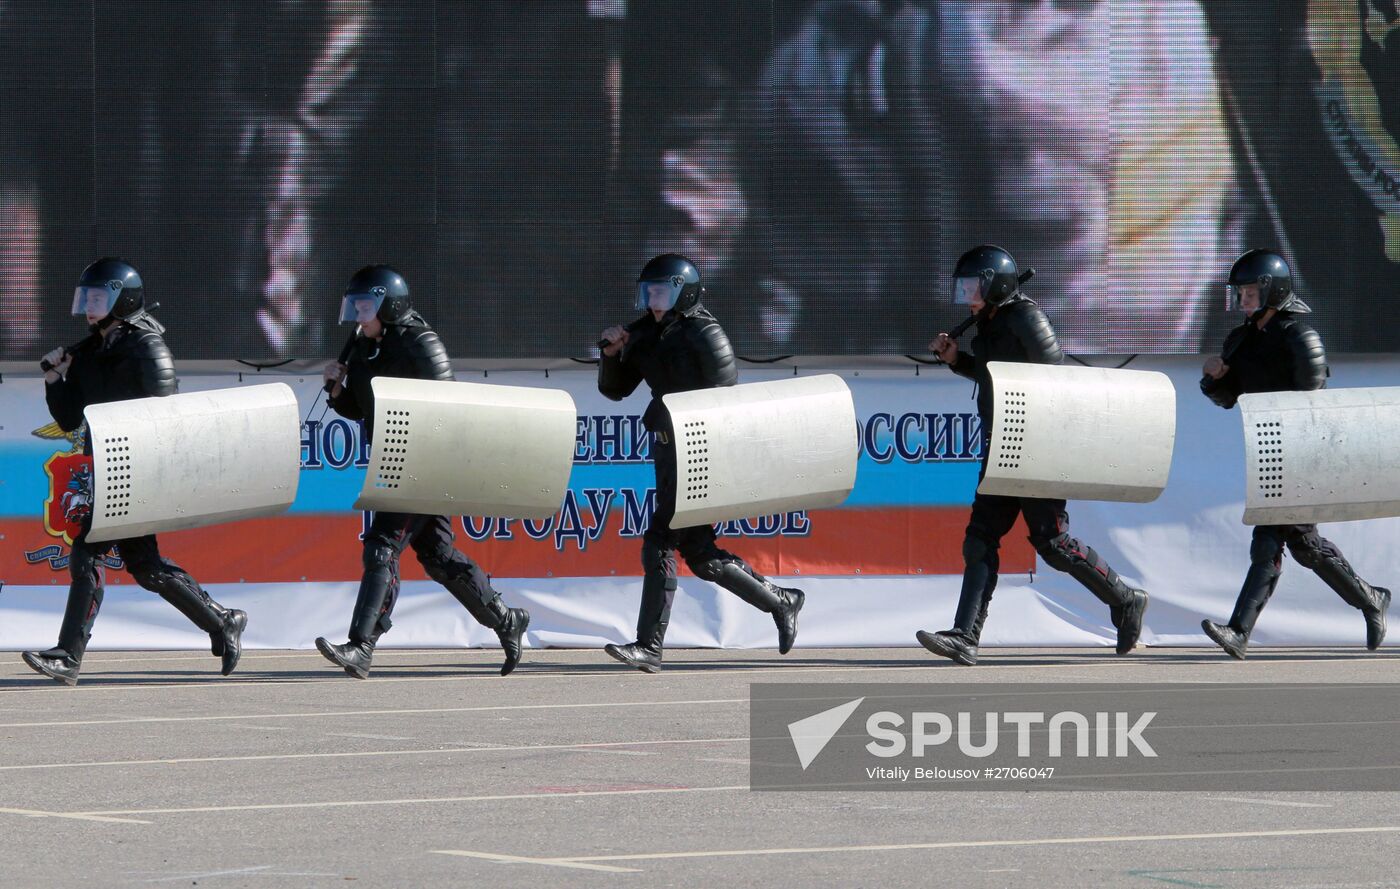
[324,330,358,394]
[40,335,95,373]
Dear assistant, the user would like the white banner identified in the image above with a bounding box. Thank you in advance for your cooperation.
[2,356,1398,650]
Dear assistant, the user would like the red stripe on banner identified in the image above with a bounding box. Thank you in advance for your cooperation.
[0,509,1033,583]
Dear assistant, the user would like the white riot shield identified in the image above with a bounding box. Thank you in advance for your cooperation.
[353,377,576,519]
[663,374,858,529]
[85,383,300,543]
[977,361,1176,502]
[1240,387,1400,525]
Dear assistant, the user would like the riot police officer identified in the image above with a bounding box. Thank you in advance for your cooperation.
[1199,249,1390,658]
[597,254,805,672]
[916,245,1150,665]
[24,258,247,685]
[315,265,530,678]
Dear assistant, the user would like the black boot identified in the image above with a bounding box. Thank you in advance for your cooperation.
[1038,533,1150,654]
[428,555,531,675]
[1202,620,1249,660]
[209,604,248,676]
[1114,589,1149,655]
[318,562,396,679]
[1060,556,1148,655]
[604,641,663,673]
[916,630,978,666]
[134,564,242,674]
[1205,559,1281,660]
[921,541,997,667]
[702,560,805,652]
[25,548,106,686]
[22,649,82,685]
[1304,547,1391,651]
[485,598,530,676]
[315,637,375,679]
[772,589,805,655]
[26,548,106,688]
[1367,588,1391,651]
[607,573,674,674]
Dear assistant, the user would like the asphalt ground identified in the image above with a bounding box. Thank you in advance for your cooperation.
[2,645,1399,888]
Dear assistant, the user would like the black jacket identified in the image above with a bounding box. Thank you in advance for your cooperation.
[597,305,738,433]
[949,297,1063,425]
[45,323,178,440]
[1200,311,1328,409]
[329,315,453,442]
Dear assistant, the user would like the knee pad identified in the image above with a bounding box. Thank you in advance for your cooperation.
[415,542,460,584]
[363,542,399,573]
[687,556,728,583]
[1249,531,1286,569]
[1032,532,1079,573]
[1287,542,1322,570]
[126,560,166,591]
[68,545,104,587]
[1285,530,1338,571]
[962,534,996,567]
[641,539,671,575]
[419,557,450,587]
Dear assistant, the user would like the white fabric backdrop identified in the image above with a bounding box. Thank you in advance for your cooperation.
[2,355,1397,651]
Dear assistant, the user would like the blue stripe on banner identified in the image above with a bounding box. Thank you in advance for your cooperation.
[0,443,72,517]
[843,457,980,507]
[0,448,979,517]
[288,465,366,513]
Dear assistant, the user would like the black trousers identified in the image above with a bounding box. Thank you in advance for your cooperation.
[54,519,226,661]
[950,459,1134,642]
[348,511,503,644]
[629,431,783,650]
[1224,523,1381,635]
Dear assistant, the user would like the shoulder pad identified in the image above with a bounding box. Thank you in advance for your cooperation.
[121,311,166,335]
[394,309,431,329]
[128,326,171,358]
[130,327,177,397]
[402,326,453,381]
[1002,299,1063,364]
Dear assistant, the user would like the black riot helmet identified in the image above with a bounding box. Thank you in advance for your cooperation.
[338,264,414,325]
[72,257,145,322]
[636,253,704,315]
[1227,249,1311,314]
[950,245,1025,307]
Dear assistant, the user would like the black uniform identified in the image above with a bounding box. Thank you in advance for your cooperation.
[926,297,1147,661]
[1201,311,1390,654]
[32,321,246,682]
[598,303,803,668]
[320,313,528,675]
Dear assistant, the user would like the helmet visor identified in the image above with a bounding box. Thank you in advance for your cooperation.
[1226,281,1265,312]
[72,285,118,318]
[636,278,685,312]
[339,292,385,324]
[951,276,986,306]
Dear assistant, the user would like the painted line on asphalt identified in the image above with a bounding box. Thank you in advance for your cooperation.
[0,696,746,729]
[450,825,1400,869]
[0,736,746,773]
[73,784,751,817]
